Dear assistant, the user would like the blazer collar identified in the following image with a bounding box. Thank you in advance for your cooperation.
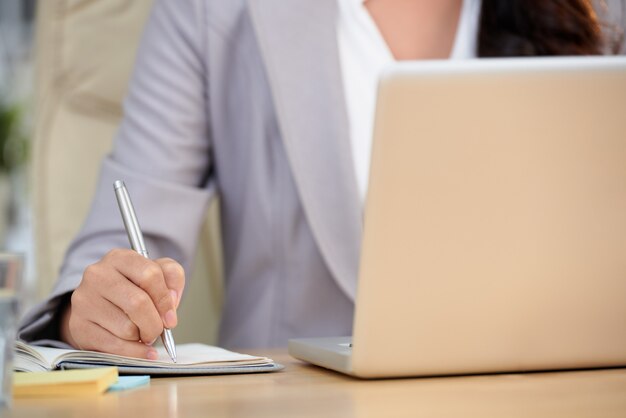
[248,0,362,300]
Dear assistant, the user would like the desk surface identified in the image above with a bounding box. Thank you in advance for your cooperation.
[6,350,626,418]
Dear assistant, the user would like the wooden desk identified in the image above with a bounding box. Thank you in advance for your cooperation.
[5,350,626,418]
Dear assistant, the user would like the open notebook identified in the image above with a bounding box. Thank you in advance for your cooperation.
[15,341,282,375]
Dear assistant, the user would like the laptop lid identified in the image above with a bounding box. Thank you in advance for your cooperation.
[352,57,626,378]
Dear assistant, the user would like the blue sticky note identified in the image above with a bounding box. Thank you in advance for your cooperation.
[108,375,150,392]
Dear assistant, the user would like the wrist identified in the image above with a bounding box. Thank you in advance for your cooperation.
[59,295,78,348]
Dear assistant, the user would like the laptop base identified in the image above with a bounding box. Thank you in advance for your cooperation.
[288,337,354,375]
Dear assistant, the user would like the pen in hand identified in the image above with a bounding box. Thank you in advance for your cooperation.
[113,180,178,363]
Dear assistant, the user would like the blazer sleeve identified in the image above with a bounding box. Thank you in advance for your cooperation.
[19,0,214,346]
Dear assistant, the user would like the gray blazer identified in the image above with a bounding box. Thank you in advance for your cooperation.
[20,0,362,348]
[19,0,626,348]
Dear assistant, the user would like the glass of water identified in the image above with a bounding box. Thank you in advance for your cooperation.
[0,253,22,408]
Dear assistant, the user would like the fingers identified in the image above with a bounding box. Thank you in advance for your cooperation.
[154,258,185,308]
[103,249,177,328]
[73,288,140,342]
[84,266,165,344]
[69,315,158,360]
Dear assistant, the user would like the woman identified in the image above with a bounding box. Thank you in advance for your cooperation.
[19,0,623,357]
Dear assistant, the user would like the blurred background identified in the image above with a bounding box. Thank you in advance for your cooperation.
[0,0,36,303]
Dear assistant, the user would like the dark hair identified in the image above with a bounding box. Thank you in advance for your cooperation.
[478,0,624,57]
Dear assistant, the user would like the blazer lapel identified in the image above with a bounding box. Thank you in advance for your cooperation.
[248,0,362,300]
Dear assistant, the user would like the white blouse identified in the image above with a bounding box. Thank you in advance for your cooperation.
[337,0,483,202]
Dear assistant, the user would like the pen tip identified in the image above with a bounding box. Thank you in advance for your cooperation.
[113,180,125,190]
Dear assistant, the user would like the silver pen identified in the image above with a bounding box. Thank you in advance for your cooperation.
[113,180,177,363]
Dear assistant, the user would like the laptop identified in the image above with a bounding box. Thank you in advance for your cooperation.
[288,56,626,378]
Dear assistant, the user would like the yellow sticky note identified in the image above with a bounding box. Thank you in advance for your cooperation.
[13,367,118,397]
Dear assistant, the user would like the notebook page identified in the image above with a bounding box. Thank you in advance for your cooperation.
[14,342,77,372]
[154,343,267,364]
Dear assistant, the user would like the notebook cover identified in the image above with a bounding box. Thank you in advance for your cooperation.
[58,361,284,376]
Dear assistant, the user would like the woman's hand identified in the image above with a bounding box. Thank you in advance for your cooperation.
[60,249,184,359]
